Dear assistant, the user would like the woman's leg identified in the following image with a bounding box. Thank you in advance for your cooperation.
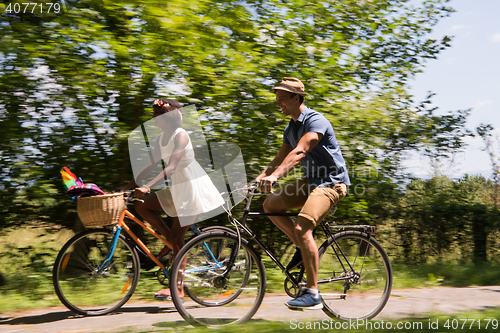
[155,216,195,299]
[170,217,192,255]
[136,191,199,298]
[171,216,194,298]
[133,193,171,240]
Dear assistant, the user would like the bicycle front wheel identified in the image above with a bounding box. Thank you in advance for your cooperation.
[52,228,140,316]
[169,231,266,327]
[184,227,252,305]
[318,231,392,321]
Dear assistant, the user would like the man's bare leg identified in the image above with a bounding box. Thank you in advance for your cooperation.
[263,194,299,245]
[284,216,322,310]
[294,216,318,290]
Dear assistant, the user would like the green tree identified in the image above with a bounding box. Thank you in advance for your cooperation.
[477,123,500,207]
[0,0,469,238]
[388,175,500,264]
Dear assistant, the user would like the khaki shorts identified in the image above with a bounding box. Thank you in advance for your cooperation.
[274,179,347,227]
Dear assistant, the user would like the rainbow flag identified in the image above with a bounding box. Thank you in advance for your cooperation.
[60,167,83,191]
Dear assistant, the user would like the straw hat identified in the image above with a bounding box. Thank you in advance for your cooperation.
[272,77,307,96]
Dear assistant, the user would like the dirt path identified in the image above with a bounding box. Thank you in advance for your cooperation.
[1,286,500,333]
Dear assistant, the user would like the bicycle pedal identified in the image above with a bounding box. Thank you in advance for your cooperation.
[286,304,323,311]
[154,294,172,300]
[289,307,304,312]
[285,304,304,311]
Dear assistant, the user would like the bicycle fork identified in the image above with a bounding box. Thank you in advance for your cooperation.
[97,226,123,273]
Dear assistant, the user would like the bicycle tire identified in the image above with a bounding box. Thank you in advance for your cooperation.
[169,231,266,327]
[199,226,237,235]
[52,228,140,316]
[183,229,253,306]
[318,231,392,321]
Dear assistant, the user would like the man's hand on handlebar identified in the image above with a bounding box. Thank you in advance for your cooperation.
[257,174,279,193]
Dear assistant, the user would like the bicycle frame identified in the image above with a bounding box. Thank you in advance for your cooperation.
[114,209,173,272]
[103,202,224,277]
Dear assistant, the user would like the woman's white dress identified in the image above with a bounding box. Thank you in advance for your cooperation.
[156,128,224,221]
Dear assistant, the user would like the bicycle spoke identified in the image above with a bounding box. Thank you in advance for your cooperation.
[53,229,140,316]
[169,232,265,327]
[318,231,392,321]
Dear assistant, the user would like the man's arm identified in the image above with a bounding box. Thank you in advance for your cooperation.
[260,132,323,192]
[256,142,293,181]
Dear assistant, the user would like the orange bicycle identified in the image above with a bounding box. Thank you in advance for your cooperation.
[52,191,234,316]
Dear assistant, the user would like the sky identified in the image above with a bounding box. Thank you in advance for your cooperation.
[405,0,500,179]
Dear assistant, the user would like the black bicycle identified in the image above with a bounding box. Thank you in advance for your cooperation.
[168,182,393,327]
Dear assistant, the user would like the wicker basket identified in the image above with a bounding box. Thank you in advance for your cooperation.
[77,193,126,228]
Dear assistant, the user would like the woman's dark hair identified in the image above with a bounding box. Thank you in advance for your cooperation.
[152,98,183,128]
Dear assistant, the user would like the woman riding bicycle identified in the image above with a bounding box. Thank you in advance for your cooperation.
[117,98,224,298]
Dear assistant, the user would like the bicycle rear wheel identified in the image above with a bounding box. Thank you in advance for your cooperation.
[318,231,392,321]
[169,231,266,327]
[52,228,140,316]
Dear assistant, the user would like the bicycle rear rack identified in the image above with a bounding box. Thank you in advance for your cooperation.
[330,225,376,234]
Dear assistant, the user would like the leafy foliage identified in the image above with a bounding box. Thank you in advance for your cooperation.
[1,0,464,227]
[383,175,500,265]
[476,123,500,207]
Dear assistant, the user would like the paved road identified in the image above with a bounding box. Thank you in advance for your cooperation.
[1,287,500,333]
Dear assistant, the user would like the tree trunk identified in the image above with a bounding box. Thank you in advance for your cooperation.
[472,208,488,265]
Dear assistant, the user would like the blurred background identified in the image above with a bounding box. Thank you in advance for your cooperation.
[1,0,499,313]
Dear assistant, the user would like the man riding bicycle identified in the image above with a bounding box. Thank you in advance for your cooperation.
[256,77,350,310]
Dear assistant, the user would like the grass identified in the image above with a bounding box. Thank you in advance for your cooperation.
[0,224,168,313]
[0,224,73,313]
[2,225,500,314]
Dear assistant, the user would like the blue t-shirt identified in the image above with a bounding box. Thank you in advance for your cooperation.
[283,107,350,189]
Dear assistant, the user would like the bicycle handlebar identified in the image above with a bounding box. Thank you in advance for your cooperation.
[233,181,280,192]
[115,190,145,205]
